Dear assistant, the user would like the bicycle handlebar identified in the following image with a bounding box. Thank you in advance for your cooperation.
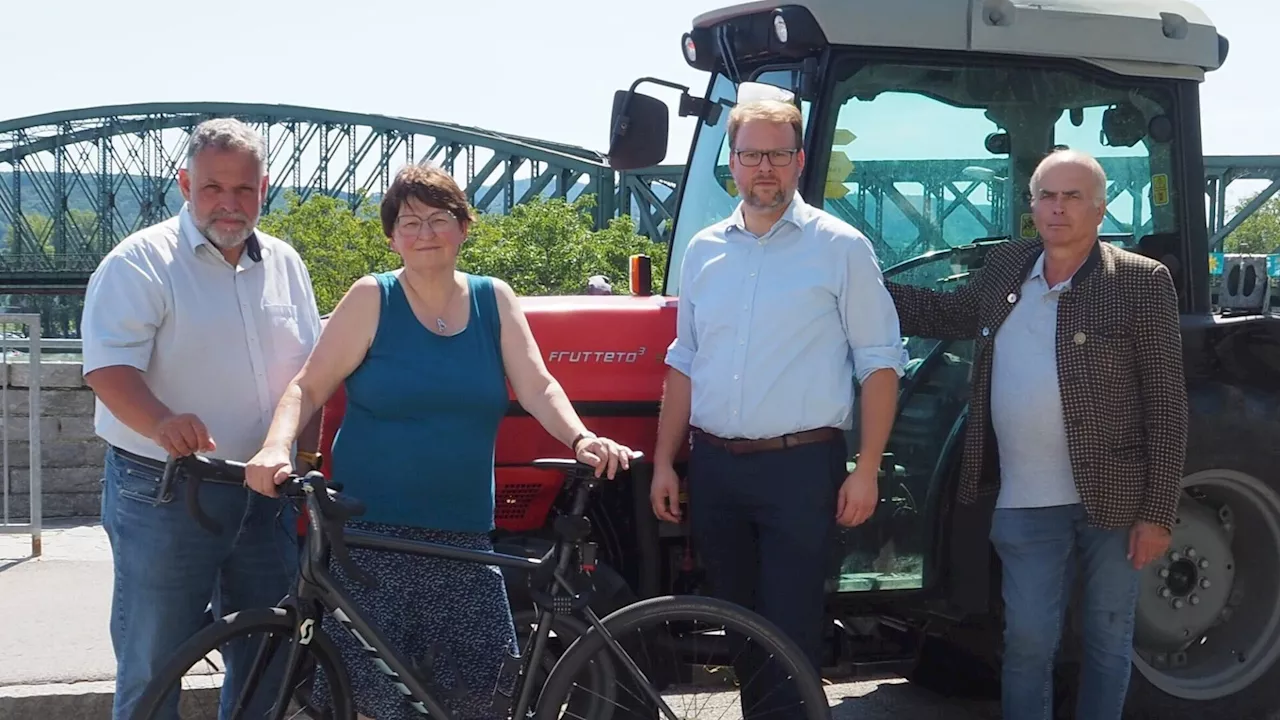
[160,453,367,536]
[164,449,644,543]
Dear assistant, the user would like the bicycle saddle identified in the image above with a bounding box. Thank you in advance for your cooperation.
[531,451,644,473]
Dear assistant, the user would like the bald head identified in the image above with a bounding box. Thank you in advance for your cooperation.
[1030,149,1107,208]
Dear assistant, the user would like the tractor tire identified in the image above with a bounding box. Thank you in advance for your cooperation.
[1097,382,1280,720]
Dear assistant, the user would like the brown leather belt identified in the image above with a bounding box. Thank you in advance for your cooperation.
[691,426,842,455]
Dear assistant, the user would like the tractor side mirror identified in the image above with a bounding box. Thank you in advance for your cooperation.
[607,89,669,171]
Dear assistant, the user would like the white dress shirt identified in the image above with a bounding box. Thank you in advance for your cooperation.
[81,204,321,462]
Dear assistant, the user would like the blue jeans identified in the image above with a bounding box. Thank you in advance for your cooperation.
[990,503,1140,720]
[100,447,300,720]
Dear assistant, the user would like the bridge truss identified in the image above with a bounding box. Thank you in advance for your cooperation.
[813,155,1280,267]
[1,102,1278,313]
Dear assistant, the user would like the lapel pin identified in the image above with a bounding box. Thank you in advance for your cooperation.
[1007,292,1018,303]
[1074,332,1087,345]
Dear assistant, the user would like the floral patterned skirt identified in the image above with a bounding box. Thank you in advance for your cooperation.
[311,521,520,720]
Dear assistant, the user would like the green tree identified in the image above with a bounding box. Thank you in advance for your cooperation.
[458,195,666,296]
[3,209,100,256]
[1223,190,1280,254]
[258,193,401,314]
[259,192,667,314]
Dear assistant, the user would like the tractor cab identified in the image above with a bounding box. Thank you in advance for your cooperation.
[607,0,1227,604]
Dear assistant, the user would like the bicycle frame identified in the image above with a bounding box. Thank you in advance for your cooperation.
[291,487,582,720]
[175,454,605,720]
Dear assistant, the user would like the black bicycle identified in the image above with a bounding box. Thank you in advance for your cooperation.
[128,452,832,720]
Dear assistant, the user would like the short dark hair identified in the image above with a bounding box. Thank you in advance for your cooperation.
[380,164,476,237]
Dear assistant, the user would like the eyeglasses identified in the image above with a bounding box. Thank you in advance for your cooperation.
[733,149,799,167]
[395,214,455,235]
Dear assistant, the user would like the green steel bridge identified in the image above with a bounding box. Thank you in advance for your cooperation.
[0,102,682,291]
[2,102,1279,333]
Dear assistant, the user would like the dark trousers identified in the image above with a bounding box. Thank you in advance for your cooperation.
[687,432,845,716]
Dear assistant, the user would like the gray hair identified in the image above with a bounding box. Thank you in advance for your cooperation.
[186,118,267,174]
[1029,149,1107,208]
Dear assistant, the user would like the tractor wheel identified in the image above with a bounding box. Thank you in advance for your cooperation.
[1118,382,1280,720]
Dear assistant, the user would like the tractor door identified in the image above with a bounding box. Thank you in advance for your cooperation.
[809,52,1178,610]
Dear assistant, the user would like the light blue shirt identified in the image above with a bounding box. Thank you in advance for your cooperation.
[665,193,907,440]
[990,252,1083,509]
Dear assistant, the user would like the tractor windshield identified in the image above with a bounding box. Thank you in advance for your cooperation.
[667,54,1181,290]
[819,53,1180,270]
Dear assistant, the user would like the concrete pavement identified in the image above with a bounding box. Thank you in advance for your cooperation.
[0,520,1000,719]
[0,520,118,718]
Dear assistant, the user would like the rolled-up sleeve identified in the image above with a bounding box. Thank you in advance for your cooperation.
[663,240,700,377]
[81,250,166,376]
[838,233,908,384]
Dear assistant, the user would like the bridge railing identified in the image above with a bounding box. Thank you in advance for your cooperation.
[0,313,43,557]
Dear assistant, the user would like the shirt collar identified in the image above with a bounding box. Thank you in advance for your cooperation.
[727,191,809,237]
[1027,250,1075,292]
[1028,251,1047,281]
[178,203,265,263]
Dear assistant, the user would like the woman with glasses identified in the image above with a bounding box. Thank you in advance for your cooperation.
[244,164,634,720]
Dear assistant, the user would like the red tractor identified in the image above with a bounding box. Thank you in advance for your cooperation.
[323,2,1280,717]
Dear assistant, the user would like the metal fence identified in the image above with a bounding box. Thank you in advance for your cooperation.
[0,313,42,556]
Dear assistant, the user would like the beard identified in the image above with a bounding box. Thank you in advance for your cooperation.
[744,180,787,209]
[196,210,255,250]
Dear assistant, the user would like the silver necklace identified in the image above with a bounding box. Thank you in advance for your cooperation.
[429,281,458,334]
[404,272,457,334]
[432,293,453,334]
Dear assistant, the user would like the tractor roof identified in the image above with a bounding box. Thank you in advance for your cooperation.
[693,0,1225,78]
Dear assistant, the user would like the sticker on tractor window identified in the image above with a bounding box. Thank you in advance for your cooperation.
[1019,213,1037,239]
[1152,174,1170,206]
[1209,252,1224,275]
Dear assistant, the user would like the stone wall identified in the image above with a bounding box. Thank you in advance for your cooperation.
[3,360,105,520]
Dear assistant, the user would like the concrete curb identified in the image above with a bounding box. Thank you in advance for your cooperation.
[0,680,117,720]
[0,679,221,720]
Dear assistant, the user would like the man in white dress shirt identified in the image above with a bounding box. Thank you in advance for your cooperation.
[651,89,906,718]
[81,118,322,719]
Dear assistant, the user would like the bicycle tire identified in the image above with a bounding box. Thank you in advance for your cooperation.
[129,606,354,720]
[534,595,831,720]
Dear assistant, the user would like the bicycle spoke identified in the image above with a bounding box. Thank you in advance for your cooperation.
[542,608,828,720]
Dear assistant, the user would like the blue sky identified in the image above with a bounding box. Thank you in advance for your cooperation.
[3,0,1274,204]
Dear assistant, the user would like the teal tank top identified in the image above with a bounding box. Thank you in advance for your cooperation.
[329,272,509,532]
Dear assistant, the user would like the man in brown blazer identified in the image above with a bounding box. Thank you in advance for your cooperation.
[887,149,1188,720]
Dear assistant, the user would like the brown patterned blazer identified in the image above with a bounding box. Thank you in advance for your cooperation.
[886,238,1188,531]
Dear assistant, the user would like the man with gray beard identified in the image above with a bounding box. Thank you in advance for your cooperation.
[650,93,906,717]
[81,118,322,719]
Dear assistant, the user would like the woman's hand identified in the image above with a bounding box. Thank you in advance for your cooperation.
[245,444,294,498]
[575,435,635,479]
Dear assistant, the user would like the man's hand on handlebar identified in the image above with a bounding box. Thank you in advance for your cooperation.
[152,413,216,457]
[245,444,295,498]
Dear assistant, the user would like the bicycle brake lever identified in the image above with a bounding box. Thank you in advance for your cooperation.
[158,456,179,503]
[324,516,377,588]
[182,459,224,535]
[306,475,375,587]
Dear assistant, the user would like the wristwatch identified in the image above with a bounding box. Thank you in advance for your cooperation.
[296,450,322,470]
[571,431,597,454]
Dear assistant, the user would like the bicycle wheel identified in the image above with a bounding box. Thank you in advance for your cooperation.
[535,595,831,720]
[129,606,354,720]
